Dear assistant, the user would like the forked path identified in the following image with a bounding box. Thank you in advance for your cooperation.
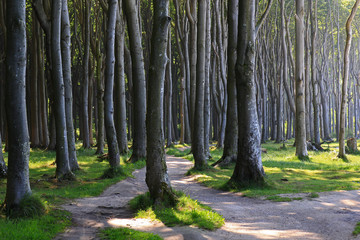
[55,154,360,240]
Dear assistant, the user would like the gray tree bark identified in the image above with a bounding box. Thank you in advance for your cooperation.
[295,0,308,158]
[339,0,360,158]
[216,0,238,166]
[124,0,147,162]
[146,0,175,204]
[114,2,128,154]
[51,0,74,179]
[5,0,32,210]
[192,0,208,170]
[82,0,91,149]
[230,0,272,186]
[62,0,79,171]
[104,0,121,167]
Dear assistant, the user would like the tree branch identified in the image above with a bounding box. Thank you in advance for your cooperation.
[255,0,274,37]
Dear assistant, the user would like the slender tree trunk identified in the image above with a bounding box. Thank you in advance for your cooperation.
[114,2,128,154]
[192,0,208,170]
[51,0,73,179]
[30,14,41,148]
[82,0,91,149]
[166,28,173,147]
[339,0,360,158]
[295,0,308,158]
[217,0,238,166]
[146,0,176,204]
[124,0,147,162]
[104,0,120,168]
[5,0,32,211]
[311,0,320,145]
[204,2,211,158]
[95,38,104,155]
[62,0,79,171]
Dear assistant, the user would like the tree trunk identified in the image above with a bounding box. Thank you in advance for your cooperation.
[166,28,173,147]
[5,0,32,210]
[339,0,360,158]
[104,0,121,168]
[114,2,128,154]
[204,2,211,158]
[295,0,308,158]
[82,0,91,149]
[230,0,272,186]
[51,0,73,179]
[218,0,238,166]
[146,0,175,204]
[62,0,79,171]
[192,0,208,170]
[124,0,147,162]
[311,0,320,145]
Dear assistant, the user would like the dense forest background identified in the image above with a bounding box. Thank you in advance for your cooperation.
[1,0,360,213]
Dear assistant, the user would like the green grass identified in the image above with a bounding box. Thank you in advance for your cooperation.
[0,144,145,240]
[129,191,224,230]
[0,209,71,240]
[170,140,360,198]
[99,227,163,240]
[353,222,360,236]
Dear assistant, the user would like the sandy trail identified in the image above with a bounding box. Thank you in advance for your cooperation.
[55,154,360,240]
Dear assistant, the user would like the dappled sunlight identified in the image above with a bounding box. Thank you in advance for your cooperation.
[221,221,322,240]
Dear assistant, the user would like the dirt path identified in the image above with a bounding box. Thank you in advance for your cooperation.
[55,154,360,240]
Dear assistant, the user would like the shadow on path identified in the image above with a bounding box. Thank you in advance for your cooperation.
[55,154,360,240]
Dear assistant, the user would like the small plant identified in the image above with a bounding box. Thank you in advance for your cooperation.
[353,222,360,236]
[99,227,163,240]
[308,192,319,198]
[4,194,47,219]
[101,166,125,179]
[266,196,292,202]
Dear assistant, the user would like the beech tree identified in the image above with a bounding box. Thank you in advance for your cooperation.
[339,0,360,158]
[104,0,121,168]
[146,0,176,204]
[51,0,73,180]
[124,0,147,162]
[4,0,32,211]
[229,0,273,186]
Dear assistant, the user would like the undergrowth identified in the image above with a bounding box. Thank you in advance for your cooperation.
[99,227,163,240]
[353,222,360,236]
[129,191,224,230]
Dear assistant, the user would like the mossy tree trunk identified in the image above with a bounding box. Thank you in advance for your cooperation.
[146,0,175,204]
[5,0,32,210]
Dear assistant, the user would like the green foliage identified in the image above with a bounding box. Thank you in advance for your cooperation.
[5,194,46,219]
[130,191,224,230]
[170,141,360,198]
[353,222,360,236]
[99,227,163,240]
[0,209,71,240]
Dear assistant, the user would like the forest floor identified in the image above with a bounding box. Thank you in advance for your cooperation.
[54,153,360,240]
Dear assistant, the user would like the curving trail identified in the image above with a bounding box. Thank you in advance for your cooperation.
[55,154,360,240]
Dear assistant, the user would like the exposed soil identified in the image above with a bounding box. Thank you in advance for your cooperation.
[54,154,360,240]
